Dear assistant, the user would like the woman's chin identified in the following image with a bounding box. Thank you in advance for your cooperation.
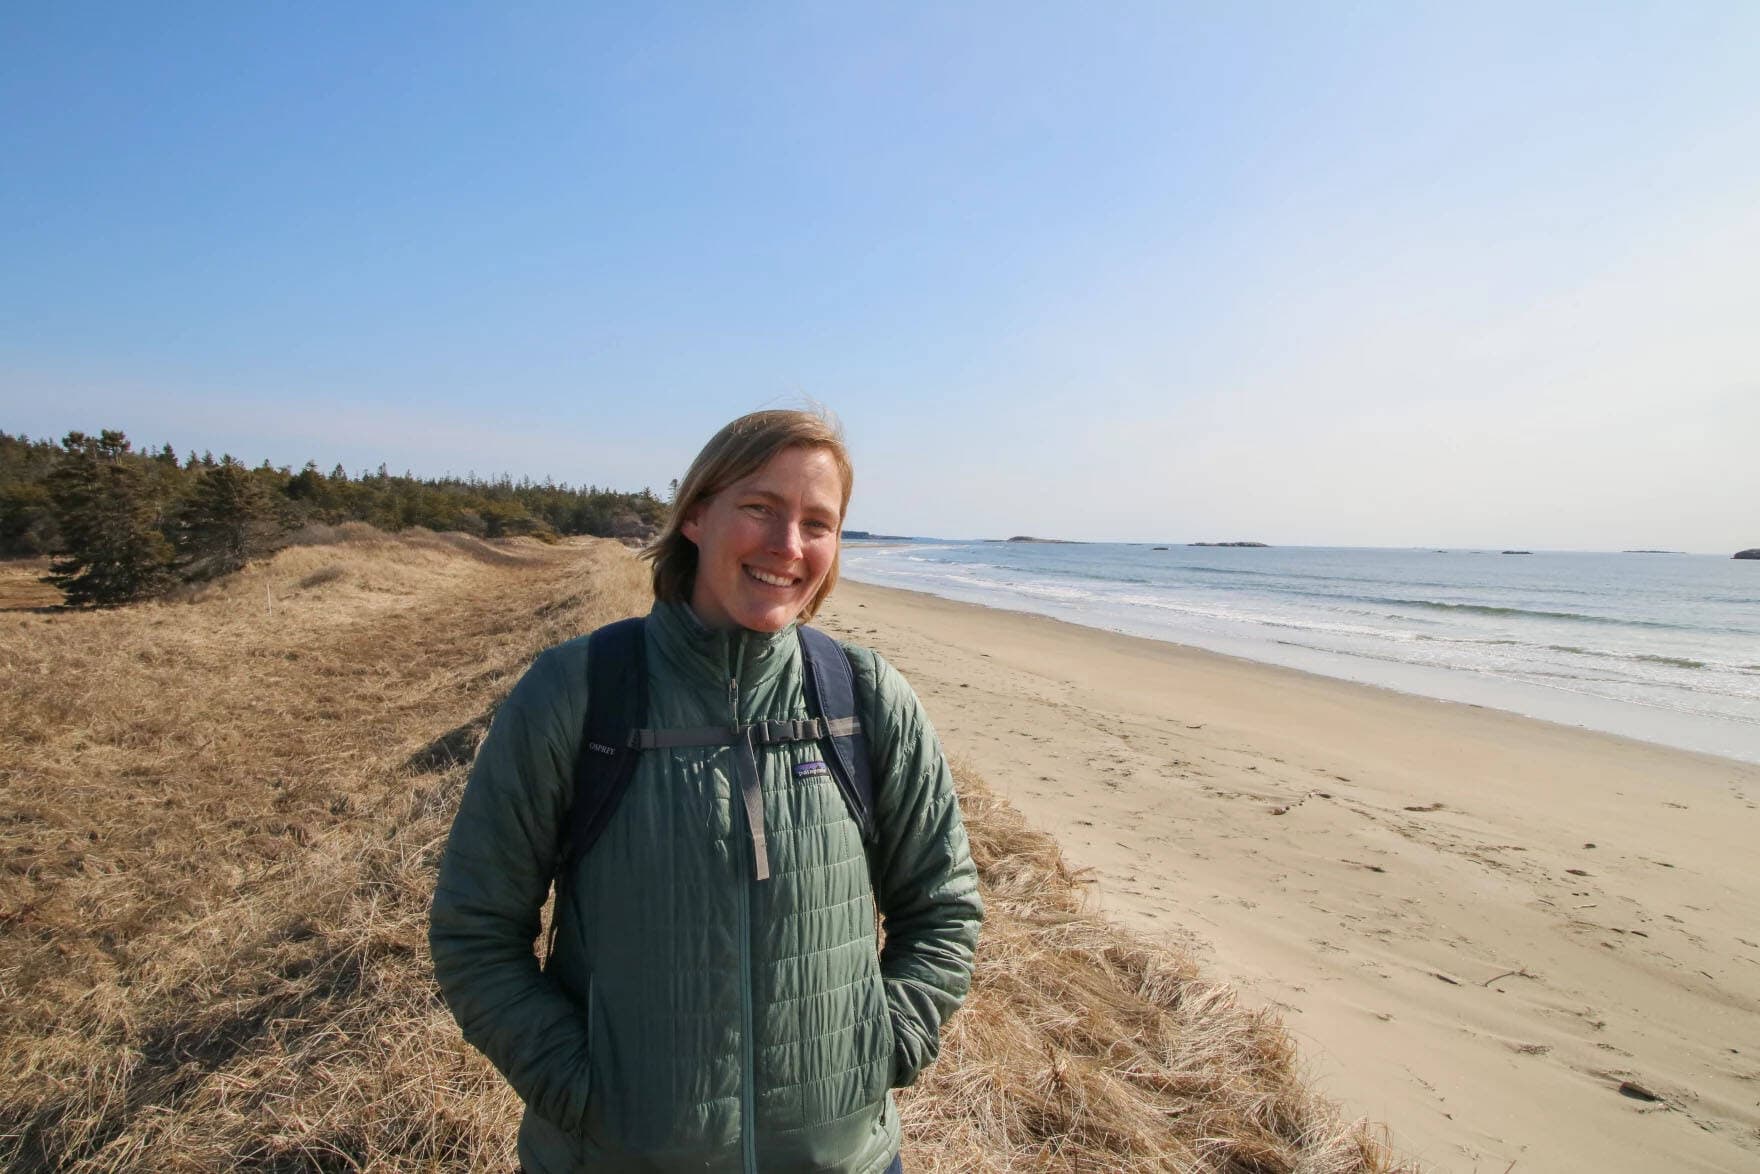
[733,599,804,633]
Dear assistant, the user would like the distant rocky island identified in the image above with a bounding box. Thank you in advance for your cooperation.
[1004,536,1081,544]
[1501,550,1532,555]
[841,530,913,541]
[1188,541,1268,548]
[1623,549,1684,554]
[1735,549,1760,560]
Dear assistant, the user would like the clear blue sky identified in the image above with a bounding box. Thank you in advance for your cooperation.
[3,3,1756,550]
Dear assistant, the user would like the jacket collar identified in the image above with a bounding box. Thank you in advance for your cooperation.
[647,597,799,692]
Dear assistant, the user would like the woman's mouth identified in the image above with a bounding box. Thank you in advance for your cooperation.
[744,566,797,588]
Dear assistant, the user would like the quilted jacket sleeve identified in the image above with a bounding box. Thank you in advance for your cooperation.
[855,648,985,1088]
[428,644,591,1133]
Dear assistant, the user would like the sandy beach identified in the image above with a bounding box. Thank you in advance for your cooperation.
[818,580,1760,1173]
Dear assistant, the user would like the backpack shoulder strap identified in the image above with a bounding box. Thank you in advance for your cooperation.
[797,624,876,842]
[561,616,648,881]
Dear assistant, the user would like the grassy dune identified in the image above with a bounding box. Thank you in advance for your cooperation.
[0,530,1410,1172]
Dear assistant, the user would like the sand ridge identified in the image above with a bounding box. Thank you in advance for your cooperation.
[819,580,1760,1173]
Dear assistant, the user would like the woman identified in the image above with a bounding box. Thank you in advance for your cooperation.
[429,410,983,1174]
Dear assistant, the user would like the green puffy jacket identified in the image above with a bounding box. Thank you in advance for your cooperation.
[429,600,983,1173]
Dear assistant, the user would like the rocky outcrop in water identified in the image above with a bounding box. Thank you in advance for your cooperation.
[1735,549,1760,560]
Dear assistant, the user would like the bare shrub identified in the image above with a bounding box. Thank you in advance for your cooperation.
[278,520,354,547]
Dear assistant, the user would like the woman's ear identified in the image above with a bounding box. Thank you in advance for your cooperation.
[680,505,702,545]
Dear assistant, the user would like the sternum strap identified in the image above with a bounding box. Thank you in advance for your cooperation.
[625,718,864,883]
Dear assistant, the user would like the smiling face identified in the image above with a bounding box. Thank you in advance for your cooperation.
[680,445,844,633]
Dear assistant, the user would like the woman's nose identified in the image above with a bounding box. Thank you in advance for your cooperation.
[768,516,804,557]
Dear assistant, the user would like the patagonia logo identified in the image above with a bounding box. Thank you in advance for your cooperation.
[793,761,831,778]
[587,741,618,756]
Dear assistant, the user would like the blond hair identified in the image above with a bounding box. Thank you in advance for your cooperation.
[644,409,853,622]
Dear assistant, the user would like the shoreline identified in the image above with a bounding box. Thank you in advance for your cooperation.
[818,579,1760,1173]
[838,564,1760,767]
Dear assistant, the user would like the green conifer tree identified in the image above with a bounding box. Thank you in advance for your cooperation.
[174,458,275,580]
[44,430,175,606]
[286,461,324,501]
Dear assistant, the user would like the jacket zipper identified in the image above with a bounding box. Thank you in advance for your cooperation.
[730,665,758,1174]
[737,845,756,1174]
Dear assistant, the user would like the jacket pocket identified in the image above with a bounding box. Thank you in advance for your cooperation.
[581,973,602,1140]
[869,961,899,1096]
[571,973,623,1165]
[584,973,597,1079]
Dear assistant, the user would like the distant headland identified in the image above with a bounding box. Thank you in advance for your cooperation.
[1735,548,1760,560]
[1188,541,1268,548]
[1004,536,1082,544]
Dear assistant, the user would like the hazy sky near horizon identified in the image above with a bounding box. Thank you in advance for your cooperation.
[3,3,1757,552]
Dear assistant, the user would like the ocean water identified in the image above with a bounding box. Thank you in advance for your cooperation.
[840,542,1760,765]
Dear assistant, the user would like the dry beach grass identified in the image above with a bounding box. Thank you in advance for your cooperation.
[0,531,1408,1171]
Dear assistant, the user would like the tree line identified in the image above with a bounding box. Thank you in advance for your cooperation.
[0,429,668,606]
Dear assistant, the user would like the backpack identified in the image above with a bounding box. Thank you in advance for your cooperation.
[555,617,876,898]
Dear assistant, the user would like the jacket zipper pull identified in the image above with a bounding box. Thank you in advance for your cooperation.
[728,676,739,718]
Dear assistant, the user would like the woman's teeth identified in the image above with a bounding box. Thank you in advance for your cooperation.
[746,567,793,588]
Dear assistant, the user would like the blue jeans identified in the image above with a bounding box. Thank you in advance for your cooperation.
[885,1158,903,1174]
